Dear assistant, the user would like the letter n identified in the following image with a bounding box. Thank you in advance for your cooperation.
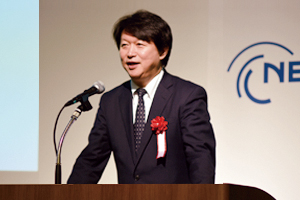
[264,62,284,83]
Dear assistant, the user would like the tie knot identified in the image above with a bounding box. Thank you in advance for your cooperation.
[136,88,147,98]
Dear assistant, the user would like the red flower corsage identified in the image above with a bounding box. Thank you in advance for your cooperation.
[151,116,168,159]
[151,116,168,135]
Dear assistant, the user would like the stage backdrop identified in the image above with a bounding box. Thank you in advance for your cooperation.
[3,0,300,200]
[206,1,300,200]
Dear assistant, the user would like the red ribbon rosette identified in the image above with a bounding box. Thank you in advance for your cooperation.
[151,116,168,134]
[151,116,168,159]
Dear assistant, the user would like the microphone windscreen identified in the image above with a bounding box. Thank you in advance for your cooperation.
[93,81,105,93]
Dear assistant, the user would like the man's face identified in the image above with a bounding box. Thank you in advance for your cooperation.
[119,32,167,87]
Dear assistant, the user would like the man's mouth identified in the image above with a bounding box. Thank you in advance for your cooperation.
[126,62,140,68]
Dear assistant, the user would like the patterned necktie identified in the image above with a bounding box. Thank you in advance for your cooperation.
[133,88,147,151]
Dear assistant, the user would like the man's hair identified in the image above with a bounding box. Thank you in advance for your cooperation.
[113,10,173,67]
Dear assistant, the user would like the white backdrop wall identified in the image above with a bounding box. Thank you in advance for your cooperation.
[207,2,300,200]
[3,0,299,200]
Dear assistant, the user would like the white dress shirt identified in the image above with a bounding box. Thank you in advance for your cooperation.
[131,69,164,124]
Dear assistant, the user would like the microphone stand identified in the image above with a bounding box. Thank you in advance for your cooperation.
[55,108,81,184]
[55,95,93,184]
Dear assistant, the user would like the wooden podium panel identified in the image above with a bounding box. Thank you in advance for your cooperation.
[0,184,275,200]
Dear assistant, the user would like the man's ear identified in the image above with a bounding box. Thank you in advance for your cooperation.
[159,48,169,60]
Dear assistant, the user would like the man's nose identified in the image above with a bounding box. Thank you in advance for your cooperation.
[127,45,137,57]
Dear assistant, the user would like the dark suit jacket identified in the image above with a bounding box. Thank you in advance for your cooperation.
[68,71,215,184]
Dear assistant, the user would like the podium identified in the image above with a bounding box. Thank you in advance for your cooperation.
[0,184,275,200]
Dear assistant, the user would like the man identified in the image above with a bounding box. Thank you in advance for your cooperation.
[68,10,215,184]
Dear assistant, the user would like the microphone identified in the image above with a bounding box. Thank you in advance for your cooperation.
[65,81,105,107]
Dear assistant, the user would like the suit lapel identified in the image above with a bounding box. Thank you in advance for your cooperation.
[135,72,174,161]
[118,81,137,164]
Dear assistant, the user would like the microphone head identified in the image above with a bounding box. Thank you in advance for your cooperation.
[93,81,105,93]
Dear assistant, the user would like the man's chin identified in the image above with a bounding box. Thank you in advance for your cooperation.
[127,71,142,79]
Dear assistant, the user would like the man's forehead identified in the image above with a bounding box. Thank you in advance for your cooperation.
[121,32,152,43]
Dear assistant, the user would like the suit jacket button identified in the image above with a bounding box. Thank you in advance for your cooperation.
[135,175,140,181]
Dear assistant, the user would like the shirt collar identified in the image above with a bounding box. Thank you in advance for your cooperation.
[131,69,164,99]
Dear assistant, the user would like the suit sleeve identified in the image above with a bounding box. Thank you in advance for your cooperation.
[67,94,112,184]
[180,86,216,183]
